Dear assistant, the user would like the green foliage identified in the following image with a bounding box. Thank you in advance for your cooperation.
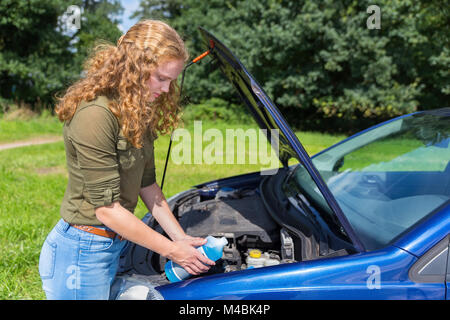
[181,97,252,124]
[1,0,448,132]
[133,0,449,133]
[0,0,123,111]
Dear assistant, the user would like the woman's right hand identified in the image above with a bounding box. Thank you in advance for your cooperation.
[167,238,215,275]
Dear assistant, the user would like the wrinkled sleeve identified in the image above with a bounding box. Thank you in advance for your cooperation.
[141,138,156,188]
[68,105,120,208]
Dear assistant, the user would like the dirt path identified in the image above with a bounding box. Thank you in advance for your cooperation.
[0,136,63,151]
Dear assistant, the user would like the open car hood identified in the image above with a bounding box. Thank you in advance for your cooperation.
[199,28,365,252]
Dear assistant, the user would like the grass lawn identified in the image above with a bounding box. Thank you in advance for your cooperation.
[0,114,62,143]
[0,115,345,299]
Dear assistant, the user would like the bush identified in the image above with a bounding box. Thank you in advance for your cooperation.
[181,97,252,124]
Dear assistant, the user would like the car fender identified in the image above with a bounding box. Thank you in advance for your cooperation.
[156,245,439,300]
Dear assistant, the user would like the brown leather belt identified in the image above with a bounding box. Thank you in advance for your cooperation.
[70,224,124,241]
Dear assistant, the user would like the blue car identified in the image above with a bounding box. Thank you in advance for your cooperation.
[110,29,450,300]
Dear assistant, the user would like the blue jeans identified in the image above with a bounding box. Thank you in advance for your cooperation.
[39,219,127,300]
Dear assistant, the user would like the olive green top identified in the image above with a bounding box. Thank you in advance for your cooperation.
[60,96,156,225]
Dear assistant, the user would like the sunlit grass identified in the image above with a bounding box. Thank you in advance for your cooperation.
[0,114,62,143]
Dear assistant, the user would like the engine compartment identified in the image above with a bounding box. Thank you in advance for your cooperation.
[174,186,296,273]
[117,185,294,278]
[117,171,352,281]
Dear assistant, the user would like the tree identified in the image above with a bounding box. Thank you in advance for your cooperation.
[0,0,123,111]
[133,0,449,132]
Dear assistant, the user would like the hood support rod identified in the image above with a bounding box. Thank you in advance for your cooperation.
[161,40,215,192]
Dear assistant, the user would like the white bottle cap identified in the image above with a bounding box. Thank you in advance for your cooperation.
[205,235,228,248]
[218,236,228,247]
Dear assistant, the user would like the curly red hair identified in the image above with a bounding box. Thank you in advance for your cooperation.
[55,20,189,148]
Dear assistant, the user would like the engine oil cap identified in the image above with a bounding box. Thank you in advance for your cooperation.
[249,249,262,258]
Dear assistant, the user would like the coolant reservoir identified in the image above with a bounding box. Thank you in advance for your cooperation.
[246,249,265,268]
[246,249,281,268]
[263,254,281,266]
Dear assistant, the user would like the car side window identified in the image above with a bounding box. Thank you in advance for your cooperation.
[409,235,450,283]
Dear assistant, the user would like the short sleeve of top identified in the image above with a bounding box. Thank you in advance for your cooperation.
[68,104,121,208]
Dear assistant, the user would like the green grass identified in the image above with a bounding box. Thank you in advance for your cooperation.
[0,114,63,143]
[0,143,67,299]
[0,116,345,300]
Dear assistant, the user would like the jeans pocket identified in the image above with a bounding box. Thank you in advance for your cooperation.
[80,234,114,252]
[39,240,57,280]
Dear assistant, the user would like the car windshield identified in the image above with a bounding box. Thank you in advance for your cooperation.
[286,110,450,251]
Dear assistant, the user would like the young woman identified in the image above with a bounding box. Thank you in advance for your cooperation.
[38,20,214,300]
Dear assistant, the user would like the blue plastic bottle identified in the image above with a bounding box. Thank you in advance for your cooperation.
[165,236,228,283]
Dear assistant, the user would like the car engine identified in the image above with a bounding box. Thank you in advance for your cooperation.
[175,186,295,272]
[117,183,297,279]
